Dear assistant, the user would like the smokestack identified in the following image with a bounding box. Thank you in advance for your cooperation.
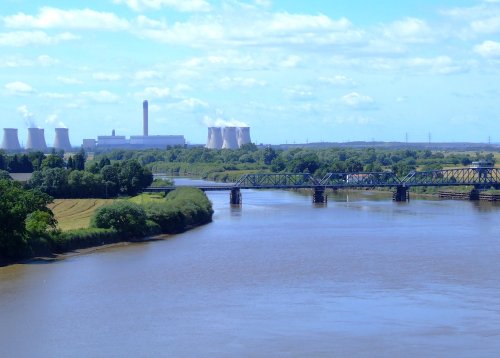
[53,128,72,152]
[26,128,47,151]
[222,127,238,149]
[1,128,21,151]
[237,127,251,148]
[207,127,223,149]
[143,100,148,136]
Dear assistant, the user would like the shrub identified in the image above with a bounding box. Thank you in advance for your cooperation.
[91,201,149,238]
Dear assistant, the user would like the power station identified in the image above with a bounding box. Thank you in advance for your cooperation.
[1,128,21,151]
[82,99,185,150]
[206,126,251,149]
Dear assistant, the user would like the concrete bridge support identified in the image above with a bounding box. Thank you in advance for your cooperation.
[313,187,327,204]
[230,188,242,205]
[393,186,409,202]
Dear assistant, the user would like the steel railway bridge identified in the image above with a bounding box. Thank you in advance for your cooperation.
[145,167,500,204]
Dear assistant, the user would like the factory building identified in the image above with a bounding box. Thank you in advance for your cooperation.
[206,126,251,149]
[83,100,186,150]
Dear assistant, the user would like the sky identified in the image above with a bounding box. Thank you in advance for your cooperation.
[1,0,500,146]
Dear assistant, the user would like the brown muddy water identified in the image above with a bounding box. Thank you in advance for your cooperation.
[1,183,500,357]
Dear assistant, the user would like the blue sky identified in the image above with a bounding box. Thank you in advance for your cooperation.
[1,0,499,146]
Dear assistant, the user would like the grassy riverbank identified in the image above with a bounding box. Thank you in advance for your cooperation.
[1,188,213,265]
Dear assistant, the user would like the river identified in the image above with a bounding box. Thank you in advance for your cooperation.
[1,179,500,357]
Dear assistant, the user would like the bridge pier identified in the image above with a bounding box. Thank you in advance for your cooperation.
[393,186,409,202]
[230,188,242,205]
[313,187,327,204]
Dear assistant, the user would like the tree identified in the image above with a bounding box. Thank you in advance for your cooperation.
[263,146,277,165]
[92,201,148,237]
[0,179,54,259]
[118,160,153,195]
[41,154,65,169]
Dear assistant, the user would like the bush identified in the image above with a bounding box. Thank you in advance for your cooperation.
[143,188,213,234]
[91,201,149,238]
[51,228,120,253]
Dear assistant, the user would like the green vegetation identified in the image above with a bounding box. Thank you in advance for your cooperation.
[0,179,56,260]
[94,146,497,180]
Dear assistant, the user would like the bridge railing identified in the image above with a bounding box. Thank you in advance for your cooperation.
[320,171,401,187]
[401,168,500,186]
[234,173,320,188]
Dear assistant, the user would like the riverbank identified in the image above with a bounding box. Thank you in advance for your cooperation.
[0,187,213,266]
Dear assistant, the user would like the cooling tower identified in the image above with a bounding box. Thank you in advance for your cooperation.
[237,127,251,148]
[143,100,148,136]
[222,127,238,149]
[26,128,47,151]
[207,127,223,149]
[1,128,21,150]
[53,128,72,151]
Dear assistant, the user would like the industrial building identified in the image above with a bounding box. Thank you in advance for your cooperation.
[83,99,186,151]
[206,126,251,149]
[1,128,21,151]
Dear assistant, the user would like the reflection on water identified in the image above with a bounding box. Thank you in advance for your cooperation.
[1,183,500,357]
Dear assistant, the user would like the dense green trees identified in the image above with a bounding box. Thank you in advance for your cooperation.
[94,146,495,179]
[28,159,152,198]
[0,179,55,259]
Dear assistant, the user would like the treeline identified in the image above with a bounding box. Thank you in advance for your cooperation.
[95,146,496,178]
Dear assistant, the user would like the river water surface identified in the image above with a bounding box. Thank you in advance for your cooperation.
[1,180,500,357]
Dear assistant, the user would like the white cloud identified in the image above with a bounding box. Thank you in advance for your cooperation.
[133,70,162,80]
[82,90,120,103]
[284,86,315,101]
[166,98,209,111]
[5,81,34,94]
[474,40,500,57]
[113,0,211,12]
[280,55,301,68]
[57,76,83,85]
[383,17,434,43]
[92,72,122,81]
[0,31,78,46]
[4,7,130,30]
[471,16,500,33]
[407,56,466,74]
[37,55,59,66]
[202,115,248,127]
[141,86,172,98]
[319,75,356,87]
[40,92,72,99]
[340,92,375,109]
[219,77,267,88]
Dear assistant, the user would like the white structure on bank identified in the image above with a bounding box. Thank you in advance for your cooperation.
[206,126,251,149]
[206,127,223,149]
[237,127,251,147]
[222,127,239,149]
[53,128,72,151]
[1,128,21,151]
[26,128,47,151]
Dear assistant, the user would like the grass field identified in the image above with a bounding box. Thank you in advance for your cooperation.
[49,199,116,231]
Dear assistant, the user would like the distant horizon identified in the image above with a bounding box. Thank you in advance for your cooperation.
[1,1,500,145]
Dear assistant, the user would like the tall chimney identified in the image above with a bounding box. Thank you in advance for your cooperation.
[1,128,21,151]
[143,100,148,136]
[53,128,72,152]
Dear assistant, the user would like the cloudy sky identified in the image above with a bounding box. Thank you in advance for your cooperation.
[1,0,499,146]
